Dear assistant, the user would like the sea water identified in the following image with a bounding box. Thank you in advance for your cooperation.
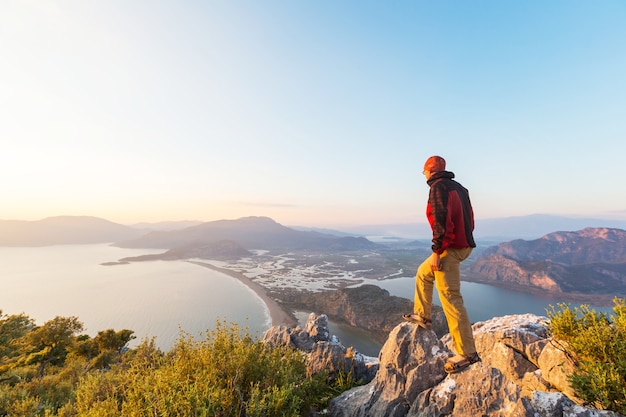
[368,276,613,323]
[369,277,554,322]
[0,244,269,351]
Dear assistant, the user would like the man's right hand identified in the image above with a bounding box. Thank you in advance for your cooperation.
[431,253,442,271]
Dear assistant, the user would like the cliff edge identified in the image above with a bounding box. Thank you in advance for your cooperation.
[329,313,624,416]
[265,313,624,417]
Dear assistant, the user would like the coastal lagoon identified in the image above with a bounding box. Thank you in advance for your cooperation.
[0,244,269,351]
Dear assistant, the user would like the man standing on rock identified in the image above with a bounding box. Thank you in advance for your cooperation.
[403,155,481,373]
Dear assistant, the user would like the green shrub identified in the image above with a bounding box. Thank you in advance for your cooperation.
[547,298,626,414]
[69,321,353,416]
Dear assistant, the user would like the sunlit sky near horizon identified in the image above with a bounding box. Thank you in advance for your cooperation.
[2,1,625,228]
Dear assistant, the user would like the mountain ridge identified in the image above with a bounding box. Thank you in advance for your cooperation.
[2,213,626,246]
[0,216,143,246]
[112,216,383,252]
[466,227,626,300]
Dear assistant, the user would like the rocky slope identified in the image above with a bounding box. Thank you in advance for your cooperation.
[467,228,626,299]
[266,313,624,417]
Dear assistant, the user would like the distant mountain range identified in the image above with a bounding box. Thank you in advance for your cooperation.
[113,216,381,252]
[130,220,204,231]
[1,213,625,246]
[338,214,626,241]
[467,227,626,300]
[0,214,626,247]
[0,216,143,246]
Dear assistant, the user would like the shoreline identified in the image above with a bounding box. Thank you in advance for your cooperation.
[188,261,298,328]
[461,276,618,307]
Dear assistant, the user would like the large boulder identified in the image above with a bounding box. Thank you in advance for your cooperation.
[329,323,449,417]
[536,340,580,401]
[531,392,624,417]
[409,363,536,417]
[442,314,552,387]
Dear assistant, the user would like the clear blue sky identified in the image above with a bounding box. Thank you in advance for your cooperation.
[1,1,625,227]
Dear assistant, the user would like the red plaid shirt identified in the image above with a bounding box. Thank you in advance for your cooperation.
[426,171,476,254]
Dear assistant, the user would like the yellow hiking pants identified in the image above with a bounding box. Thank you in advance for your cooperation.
[414,247,476,356]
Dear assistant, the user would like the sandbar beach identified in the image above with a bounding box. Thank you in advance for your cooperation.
[188,261,297,328]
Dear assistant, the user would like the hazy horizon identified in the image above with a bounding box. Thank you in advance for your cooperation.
[3,211,626,226]
[2,1,625,228]
[19,211,626,230]
[2,213,626,243]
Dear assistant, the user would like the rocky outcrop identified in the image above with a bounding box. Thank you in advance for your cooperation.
[329,323,449,417]
[263,313,379,384]
[328,314,624,417]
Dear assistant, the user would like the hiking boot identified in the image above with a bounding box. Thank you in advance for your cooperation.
[402,314,433,330]
[444,352,481,374]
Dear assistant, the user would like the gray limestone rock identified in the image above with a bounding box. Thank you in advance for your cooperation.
[262,313,379,385]
[328,313,625,417]
[329,323,449,417]
[409,363,536,417]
